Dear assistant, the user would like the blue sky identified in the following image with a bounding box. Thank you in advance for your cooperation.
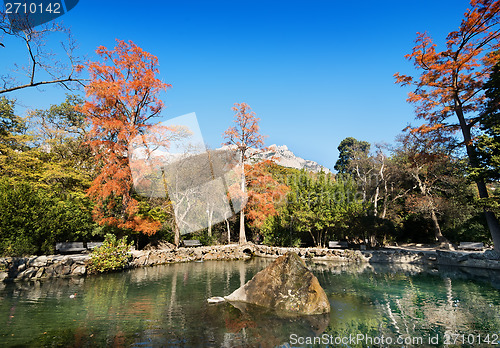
[2,0,472,171]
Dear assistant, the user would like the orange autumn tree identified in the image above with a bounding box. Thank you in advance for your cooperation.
[395,0,500,250]
[223,103,265,244]
[81,40,170,236]
[245,160,289,232]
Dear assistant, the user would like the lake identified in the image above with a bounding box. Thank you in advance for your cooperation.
[1,258,500,347]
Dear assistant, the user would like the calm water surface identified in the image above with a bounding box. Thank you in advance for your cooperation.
[1,258,500,347]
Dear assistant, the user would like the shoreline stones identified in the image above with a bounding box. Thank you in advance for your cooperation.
[1,243,500,282]
[0,254,89,281]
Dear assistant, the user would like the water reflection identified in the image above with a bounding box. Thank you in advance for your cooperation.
[220,301,329,348]
[0,259,500,347]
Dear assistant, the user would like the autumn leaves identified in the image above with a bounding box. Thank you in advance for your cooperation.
[81,40,168,236]
[79,41,283,245]
[395,0,500,249]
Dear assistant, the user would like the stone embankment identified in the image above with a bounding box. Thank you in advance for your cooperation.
[361,247,500,270]
[1,243,499,282]
[0,254,87,282]
[129,244,253,267]
[0,244,364,282]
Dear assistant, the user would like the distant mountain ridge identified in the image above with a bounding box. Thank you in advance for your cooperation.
[220,144,329,173]
[136,143,330,173]
[251,144,330,173]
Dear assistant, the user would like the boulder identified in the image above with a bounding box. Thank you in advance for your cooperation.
[17,263,26,272]
[72,265,86,276]
[62,265,72,275]
[31,256,48,267]
[34,267,45,278]
[61,256,73,266]
[17,268,36,280]
[225,251,330,315]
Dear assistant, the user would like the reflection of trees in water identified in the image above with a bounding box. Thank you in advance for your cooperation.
[3,260,500,347]
[318,264,500,346]
[221,301,330,348]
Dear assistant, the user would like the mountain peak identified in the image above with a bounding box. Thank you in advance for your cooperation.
[249,144,330,173]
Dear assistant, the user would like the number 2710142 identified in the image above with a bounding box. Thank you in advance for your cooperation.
[5,2,61,14]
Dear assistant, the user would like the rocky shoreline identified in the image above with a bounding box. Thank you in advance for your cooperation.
[1,244,499,282]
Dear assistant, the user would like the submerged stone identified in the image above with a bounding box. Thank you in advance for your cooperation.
[225,251,330,315]
[207,296,226,304]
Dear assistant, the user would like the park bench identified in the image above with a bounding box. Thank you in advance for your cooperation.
[86,242,103,250]
[55,242,86,254]
[458,242,484,251]
[182,240,202,247]
[328,241,349,249]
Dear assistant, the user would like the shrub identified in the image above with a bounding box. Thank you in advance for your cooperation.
[86,234,132,273]
[0,180,97,256]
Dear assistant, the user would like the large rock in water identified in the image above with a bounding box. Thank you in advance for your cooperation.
[225,252,330,315]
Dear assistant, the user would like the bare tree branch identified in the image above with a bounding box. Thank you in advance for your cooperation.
[0,9,85,94]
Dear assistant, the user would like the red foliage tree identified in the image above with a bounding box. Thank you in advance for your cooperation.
[223,103,266,244]
[81,40,170,236]
[245,160,289,231]
[395,0,500,249]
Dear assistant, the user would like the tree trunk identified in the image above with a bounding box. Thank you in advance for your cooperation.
[373,160,384,217]
[239,207,246,244]
[454,102,500,251]
[373,186,379,217]
[430,208,447,243]
[381,180,388,219]
[308,229,318,247]
[226,218,231,244]
[174,223,180,248]
[239,152,247,244]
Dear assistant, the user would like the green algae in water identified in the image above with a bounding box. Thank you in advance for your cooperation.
[1,259,500,347]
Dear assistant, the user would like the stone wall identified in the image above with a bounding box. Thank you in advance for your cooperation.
[361,249,437,265]
[435,249,500,270]
[360,248,500,270]
[253,245,365,262]
[129,244,253,267]
[1,244,499,282]
[0,254,88,282]
[0,244,365,282]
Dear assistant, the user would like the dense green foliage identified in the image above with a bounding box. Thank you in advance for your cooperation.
[86,234,132,273]
[0,180,96,256]
[257,131,491,248]
[0,97,100,256]
[473,62,500,216]
[261,171,363,247]
[477,62,500,182]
